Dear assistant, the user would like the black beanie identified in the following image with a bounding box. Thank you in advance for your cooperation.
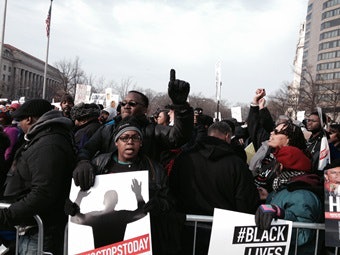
[11,99,53,120]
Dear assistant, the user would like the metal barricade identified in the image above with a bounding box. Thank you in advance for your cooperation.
[186,214,332,255]
[0,202,48,255]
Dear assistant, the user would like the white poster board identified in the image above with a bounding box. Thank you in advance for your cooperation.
[231,106,242,122]
[75,84,92,105]
[68,171,152,255]
[208,208,292,255]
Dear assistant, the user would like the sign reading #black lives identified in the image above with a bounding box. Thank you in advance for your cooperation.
[208,209,292,255]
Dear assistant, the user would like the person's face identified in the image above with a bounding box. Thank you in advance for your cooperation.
[18,117,31,134]
[60,100,74,115]
[329,128,339,144]
[99,111,109,123]
[268,124,289,148]
[306,115,321,132]
[120,92,147,119]
[115,130,142,162]
[325,167,340,184]
[168,110,174,123]
[157,112,167,126]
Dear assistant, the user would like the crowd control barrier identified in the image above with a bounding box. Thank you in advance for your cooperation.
[0,202,49,255]
[186,214,332,255]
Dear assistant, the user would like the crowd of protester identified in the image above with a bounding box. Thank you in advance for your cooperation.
[0,70,340,254]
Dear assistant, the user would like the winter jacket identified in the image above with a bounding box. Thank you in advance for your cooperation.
[73,119,101,151]
[77,105,193,163]
[266,174,323,255]
[2,110,76,254]
[306,131,323,173]
[169,136,260,216]
[91,150,183,255]
[247,105,275,151]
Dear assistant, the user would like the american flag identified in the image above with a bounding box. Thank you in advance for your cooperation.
[45,2,52,37]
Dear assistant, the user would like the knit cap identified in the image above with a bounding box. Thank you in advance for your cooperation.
[274,146,311,172]
[71,103,100,121]
[114,122,143,142]
[11,99,53,120]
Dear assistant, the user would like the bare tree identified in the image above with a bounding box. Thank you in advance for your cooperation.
[54,56,87,99]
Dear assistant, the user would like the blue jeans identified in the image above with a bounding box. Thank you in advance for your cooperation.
[18,233,38,255]
[18,225,64,255]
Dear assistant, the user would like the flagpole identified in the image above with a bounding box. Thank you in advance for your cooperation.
[0,0,8,95]
[43,0,53,100]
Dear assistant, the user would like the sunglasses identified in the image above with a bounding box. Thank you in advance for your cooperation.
[120,101,144,107]
[118,135,141,143]
[273,128,288,135]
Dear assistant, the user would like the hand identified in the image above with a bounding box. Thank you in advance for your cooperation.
[64,198,80,216]
[257,187,269,200]
[253,88,266,105]
[258,98,266,109]
[131,178,142,195]
[72,160,95,191]
[255,204,285,230]
[168,69,190,105]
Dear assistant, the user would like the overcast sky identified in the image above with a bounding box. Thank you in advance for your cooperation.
[1,0,308,105]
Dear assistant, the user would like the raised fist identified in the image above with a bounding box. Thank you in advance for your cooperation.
[168,69,190,105]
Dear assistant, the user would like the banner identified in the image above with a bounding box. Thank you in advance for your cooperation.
[208,208,292,255]
[68,171,152,255]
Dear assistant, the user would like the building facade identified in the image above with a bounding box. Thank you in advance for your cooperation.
[301,0,340,121]
[0,44,62,101]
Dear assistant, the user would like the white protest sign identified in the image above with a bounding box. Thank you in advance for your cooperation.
[208,208,292,255]
[68,171,152,255]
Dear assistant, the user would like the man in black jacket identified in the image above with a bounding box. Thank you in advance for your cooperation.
[169,121,260,255]
[73,69,194,190]
[4,99,76,255]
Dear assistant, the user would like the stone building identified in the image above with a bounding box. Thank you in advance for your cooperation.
[0,44,62,101]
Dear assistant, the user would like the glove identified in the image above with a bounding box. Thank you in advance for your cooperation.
[143,196,170,215]
[255,204,285,230]
[72,160,95,191]
[168,69,190,105]
[64,198,80,216]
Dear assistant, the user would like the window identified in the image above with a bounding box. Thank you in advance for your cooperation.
[7,76,10,82]
[8,67,11,73]
[3,65,6,71]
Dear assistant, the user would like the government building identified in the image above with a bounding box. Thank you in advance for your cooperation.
[0,44,62,101]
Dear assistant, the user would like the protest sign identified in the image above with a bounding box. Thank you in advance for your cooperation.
[325,167,340,247]
[68,171,152,255]
[208,208,292,255]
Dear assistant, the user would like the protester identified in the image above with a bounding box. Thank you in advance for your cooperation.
[255,145,323,255]
[305,111,327,173]
[66,119,179,254]
[328,123,340,160]
[169,121,260,255]
[156,109,170,126]
[98,106,117,125]
[253,119,311,199]
[2,99,76,255]
[60,93,75,119]
[70,102,101,150]
[73,69,194,191]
